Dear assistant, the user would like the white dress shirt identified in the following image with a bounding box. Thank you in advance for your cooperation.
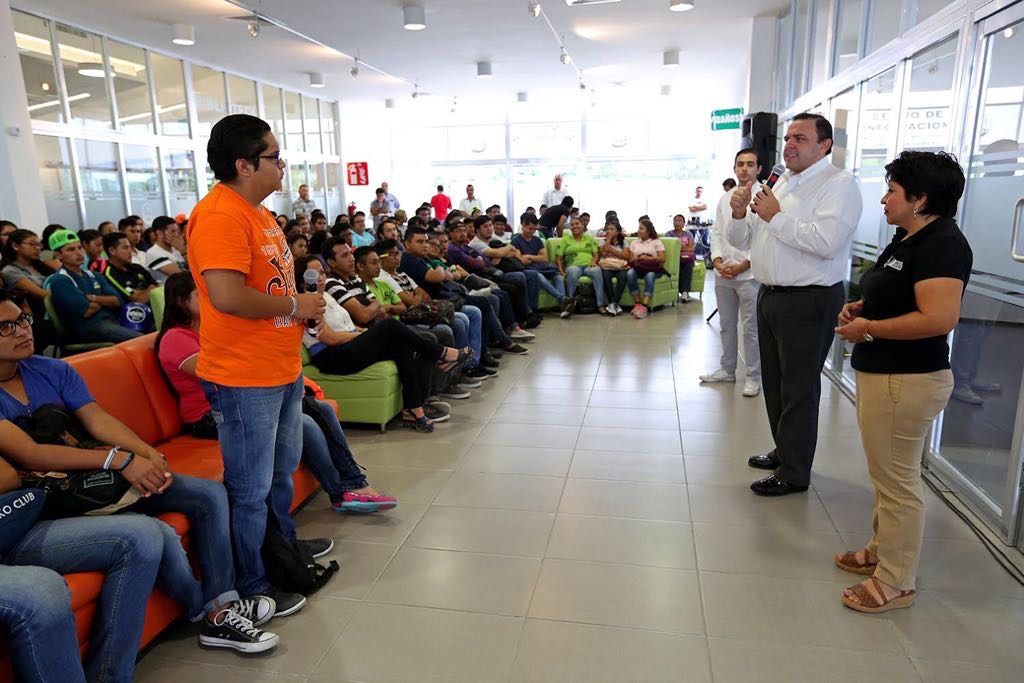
[713,188,757,282]
[459,197,483,214]
[725,156,862,287]
[543,188,567,207]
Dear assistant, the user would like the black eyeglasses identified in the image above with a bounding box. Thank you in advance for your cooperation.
[254,152,285,166]
[0,312,33,337]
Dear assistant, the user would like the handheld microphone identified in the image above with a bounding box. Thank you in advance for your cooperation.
[302,268,324,329]
[764,163,786,190]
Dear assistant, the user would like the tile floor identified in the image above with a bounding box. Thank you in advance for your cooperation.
[136,293,1024,683]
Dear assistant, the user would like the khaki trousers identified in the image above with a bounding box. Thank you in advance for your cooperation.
[855,369,953,590]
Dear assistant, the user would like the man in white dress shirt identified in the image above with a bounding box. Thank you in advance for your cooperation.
[726,113,863,496]
[542,174,567,208]
[459,184,483,214]
[701,148,763,398]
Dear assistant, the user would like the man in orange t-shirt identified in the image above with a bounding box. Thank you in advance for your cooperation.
[187,114,325,617]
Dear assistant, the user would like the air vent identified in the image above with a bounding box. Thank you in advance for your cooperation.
[565,0,622,6]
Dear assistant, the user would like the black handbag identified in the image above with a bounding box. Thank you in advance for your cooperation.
[14,405,140,519]
[400,299,456,327]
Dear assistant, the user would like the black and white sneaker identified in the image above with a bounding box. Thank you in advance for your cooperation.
[439,386,471,400]
[480,354,500,369]
[503,344,529,355]
[300,537,334,558]
[465,366,497,380]
[424,404,450,423]
[199,608,280,653]
[232,595,275,627]
[269,589,306,617]
[457,374,482,388]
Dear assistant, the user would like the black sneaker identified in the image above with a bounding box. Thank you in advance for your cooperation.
[439,386,471,399]
[524,314,542,329]
[424,404,450,423]
[232,594,275,627]
[481,354,500,369]
[503,344,529,355]
[487,347,505,358]
[456,373,482,388]
[560,297,575,319]
[269,589,306,617]
[199,608,280,653]
[465,366,498,380]
[300,537,334,558]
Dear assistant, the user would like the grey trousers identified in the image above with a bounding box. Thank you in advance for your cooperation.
[715,276,760,381]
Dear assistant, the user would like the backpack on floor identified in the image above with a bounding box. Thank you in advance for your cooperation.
[262,533,339,595]
[574,282,598,314]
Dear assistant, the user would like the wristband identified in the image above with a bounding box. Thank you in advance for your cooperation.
[116,451,135,471]
[289,295,298,317]
[102,446,120,471]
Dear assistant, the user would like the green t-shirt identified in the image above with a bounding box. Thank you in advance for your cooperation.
[365,278,403,318]
[560,234,599,268]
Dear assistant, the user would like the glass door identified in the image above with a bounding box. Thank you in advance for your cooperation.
[927,4,1024,544]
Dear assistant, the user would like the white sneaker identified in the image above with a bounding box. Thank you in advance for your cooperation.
[509,328,535,341]
[699,368,736,384]
[742,378,761,397]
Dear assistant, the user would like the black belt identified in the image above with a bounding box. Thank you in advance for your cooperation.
[761,283,838,292]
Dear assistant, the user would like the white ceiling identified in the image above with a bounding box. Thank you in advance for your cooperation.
[16,0,788,107]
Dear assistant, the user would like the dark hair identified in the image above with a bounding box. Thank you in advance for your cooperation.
[487,204,500,212]
[404,225,429,242]
[375,239,399,255]
[78,229,102,246]
[437,184,444,192]
[638,218,658,239]
[561,196,574,208]
[293,254,319,293]
[2,229,55,275]
[444,211,464,230]
[308,230,327,256]
[723,178,737,190]
[0,220,17,232]
[580,212,590,219]
[97,221,115,232]
[540,204,548,210]
[790,113,833,154]
[310,209,326,223]
[102,231,128,255]
[322,236,349,261]
[152,216,176,232]
[605,221,625,246]
[520,212,539,226]
[0,287,26,308]
[493,214,507,225]
[153,271,197,366]
[884,150,965,219]
[207,114,272,181]
[284,219,302,237]
[41,224,64,249]
[525,206,535,212]
[286,232,307,248]
[353,211,365,218]
[604,210,617,220]
[143,227,157,245]
[473,214,491,230]
[118,215,142,230]
[329,222,350,238]
[406,216,425,230]
[353,245,376,266]
[735,147,759,163]
[374,187,385,195]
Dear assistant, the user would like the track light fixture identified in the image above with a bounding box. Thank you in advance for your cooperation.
[350,59,359,78]
[403,2,426,30]
[528,0,541,17]
[247,20,260,38]
[171,24,195,46]
[560,47,570,64]
[669,0,695,11]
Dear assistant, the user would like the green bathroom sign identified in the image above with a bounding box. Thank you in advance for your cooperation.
[711,108,744,131]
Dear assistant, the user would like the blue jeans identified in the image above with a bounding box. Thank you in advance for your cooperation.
[202,375,304,596]
[79,319,143,344]
[131,474,239,619]
[531,270,566,302]
[498,270,533,315]
[457,306,483,367]
[0,566,87,683]
[465,295,511,347]
[519,270,545,310]
[5,515,164,683]
[627,268,660,297]
[602,269,628,306]
[301,399,368,502]
[566,265,606,306]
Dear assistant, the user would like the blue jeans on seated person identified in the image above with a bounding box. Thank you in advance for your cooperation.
[566,265,606,306]
[201,375,303,596]
[520,270,547,310]
[131,474,240,620]
[499,271,534,314]
[602,269,629,306]
[4,515,165,683]
[530,270,566,303]
[627,268,660,297]
[301,399,368,503]
[456,306,482,366]
[465,295,511,348]
[77,319,143,344]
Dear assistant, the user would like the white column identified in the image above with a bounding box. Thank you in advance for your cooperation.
[0,0,47,231]
[746,15,777,114]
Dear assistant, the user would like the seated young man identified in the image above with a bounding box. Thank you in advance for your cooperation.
[511,213,570,313]
[374,218,404,251]
[491,214,513,244]
[0,291,282,660]
[79,229,107,274]
[145,216,187,285]
[102,231,158,305]
[47,229,143,344]
[468,215,546,319]
[117,215,149,265]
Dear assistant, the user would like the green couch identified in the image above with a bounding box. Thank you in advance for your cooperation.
[300,346,403,432]
[536,236,682,311]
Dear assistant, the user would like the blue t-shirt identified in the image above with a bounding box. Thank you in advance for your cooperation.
[0,356,95,424]
[511,234,543,256]
[48,268,122,335]
[398,252,441,298]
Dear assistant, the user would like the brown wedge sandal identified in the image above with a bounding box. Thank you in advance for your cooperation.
[834,550,878,576]
[841,577,915,614]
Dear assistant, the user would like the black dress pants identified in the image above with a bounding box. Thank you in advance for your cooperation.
[756,282,845,488]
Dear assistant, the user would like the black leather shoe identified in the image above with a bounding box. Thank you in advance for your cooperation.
[748,453,781,470]
[750,474,808,496]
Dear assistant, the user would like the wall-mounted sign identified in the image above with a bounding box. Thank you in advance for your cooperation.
[347,162,369,185]
[711,108,744,131]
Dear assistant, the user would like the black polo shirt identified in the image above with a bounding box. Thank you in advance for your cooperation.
[539,204,571,229]
[851,217,972,374]
[103,263,156,299]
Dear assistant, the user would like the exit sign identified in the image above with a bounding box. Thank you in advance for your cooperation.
[711,108,744,131]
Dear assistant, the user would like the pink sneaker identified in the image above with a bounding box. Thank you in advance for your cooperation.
[333,492,378,513]
[366,493,398,511]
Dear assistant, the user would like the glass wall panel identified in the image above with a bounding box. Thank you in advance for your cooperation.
[308,162,326,212]
[284,91,304,152]
[123,144,162,218]
[108,41,153,134]
[162,149,197,220]
[868,0,902,54]
[303,96,322,154]
[321,100,337,156]
[55,24,113,129]
[808,0,832,90]
[900,34,957,152]
[75,139,123,227]
[791,0,812,97]
[34,135,78,227]
[289,162,308,202]
[775,8,795,109]
[326,162,342,219]
[587,120,649,157]
[915,0,950,26]
[150,53,188,136]
[830,86,860,172]
[509,122,581,159]
[262,85,285,140]
[835,0,864,74]
[13,11,64,124]
[191,65,227,137]
[227,74,258,116]
[449,124,505,160]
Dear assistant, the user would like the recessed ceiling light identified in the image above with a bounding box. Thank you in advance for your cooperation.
[565,0,622,5]
[663,49,680,67]
[669,0,695,11]
[1003,26,1016,38]
[476,61,493,78]
[403,3,426,30]
[77,62,109,78]
[661,84,672,96]
[309,72,325,88]
[171,24,195,46]
[385,98,395,109]
[517,91,528,103]
[41,82,50,91]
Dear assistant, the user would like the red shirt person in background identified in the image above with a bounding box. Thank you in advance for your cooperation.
[430,184,452,222]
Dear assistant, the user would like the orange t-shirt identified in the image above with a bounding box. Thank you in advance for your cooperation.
[187,183,302,387]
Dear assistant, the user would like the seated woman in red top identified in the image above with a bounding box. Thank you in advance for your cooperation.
[155,273,396,512]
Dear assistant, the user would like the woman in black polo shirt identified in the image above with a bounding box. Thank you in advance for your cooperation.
[834,150,972,614]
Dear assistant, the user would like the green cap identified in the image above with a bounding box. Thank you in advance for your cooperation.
[48,229,80,252]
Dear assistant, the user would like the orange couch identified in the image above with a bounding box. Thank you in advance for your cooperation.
[0,335,324,681]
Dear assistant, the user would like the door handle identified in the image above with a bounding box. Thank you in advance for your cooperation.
[1012,197,1024,263]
